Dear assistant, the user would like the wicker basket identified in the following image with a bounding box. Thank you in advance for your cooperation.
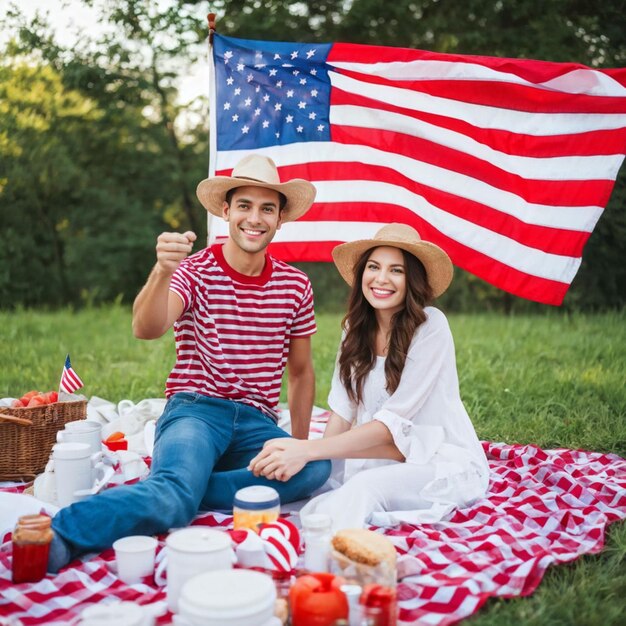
[0,400,87,481]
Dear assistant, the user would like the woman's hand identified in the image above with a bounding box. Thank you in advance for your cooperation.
[248,438,311,482]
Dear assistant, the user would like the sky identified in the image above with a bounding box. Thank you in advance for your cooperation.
[1,0,210,105]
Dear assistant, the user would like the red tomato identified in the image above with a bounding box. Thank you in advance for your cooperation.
[41,391,58,404]
[11,398,27,408]
[289,573,348,626]
[26,396,48,408]
[19,390,40,404]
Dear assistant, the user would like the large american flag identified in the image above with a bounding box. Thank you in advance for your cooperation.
[208,34,626,305]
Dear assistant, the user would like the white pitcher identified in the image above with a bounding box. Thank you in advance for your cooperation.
[154,527,235,613]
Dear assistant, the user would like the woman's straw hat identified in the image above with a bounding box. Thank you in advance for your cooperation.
[332,223,454,297]
[196,154,316,222]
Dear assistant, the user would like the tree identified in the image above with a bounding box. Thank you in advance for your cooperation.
[0,1,210,307]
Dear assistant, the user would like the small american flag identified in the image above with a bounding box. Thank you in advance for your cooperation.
[208,34,626,305]
[59,354,84,394]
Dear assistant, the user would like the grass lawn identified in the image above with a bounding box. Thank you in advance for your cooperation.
[1,306,625,624]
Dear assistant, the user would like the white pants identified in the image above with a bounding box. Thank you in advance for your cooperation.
[300,461,437,530]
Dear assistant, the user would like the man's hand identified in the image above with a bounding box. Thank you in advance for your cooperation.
[156,231,197,274]
[248,438,310,482]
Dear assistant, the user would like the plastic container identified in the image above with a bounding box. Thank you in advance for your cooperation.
[233,486,280,532]
[301,513,332,573]
[12,514,53,583]
[79,602,153,626]
[155,527,235,613]
[177,568,281,626]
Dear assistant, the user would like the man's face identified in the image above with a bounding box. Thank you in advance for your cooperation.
[222,185,283,255]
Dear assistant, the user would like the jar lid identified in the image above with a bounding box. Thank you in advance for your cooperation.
[52,442,91,460]
[179,569,275,619]
[233,485,280,510]
[79,602,145,626]
[166,527,232,553]
[301,513,332,530]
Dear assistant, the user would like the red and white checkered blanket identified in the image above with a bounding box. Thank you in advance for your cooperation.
[1,438,625,625]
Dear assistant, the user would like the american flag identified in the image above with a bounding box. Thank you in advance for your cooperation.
[208,34,626,305]
[59,354,84,394]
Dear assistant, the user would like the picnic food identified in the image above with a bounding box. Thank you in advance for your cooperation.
[360,583,398,626]
[12,514,54,583]
[11,390,59,408]
[105,431,125,442]
[233,485,280,532]
[331,528,397,568]
[103,431,128,451]
[289,572,349,626]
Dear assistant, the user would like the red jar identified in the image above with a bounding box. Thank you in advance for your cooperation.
[289,572,349,626]
[12,514,53,583]
[360,584,397,626]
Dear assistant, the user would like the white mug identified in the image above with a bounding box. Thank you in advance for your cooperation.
[57,420,103,455]
[154,527,235,613]
[52,442,108,507]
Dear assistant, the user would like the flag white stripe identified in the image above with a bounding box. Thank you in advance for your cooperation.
[330,71,626,134]
[331,104,626,181]
[331,59,626,98]
[214,143,603,231]
[210,216,581,284]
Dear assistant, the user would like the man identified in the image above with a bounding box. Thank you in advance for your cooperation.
[48,155,331,571]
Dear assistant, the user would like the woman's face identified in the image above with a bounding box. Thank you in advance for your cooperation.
[361,246,407,315]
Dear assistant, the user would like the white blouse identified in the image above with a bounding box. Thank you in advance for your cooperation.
[327,306,490,525]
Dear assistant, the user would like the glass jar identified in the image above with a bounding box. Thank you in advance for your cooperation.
[301,513,332,573]
[359,584,397,626]
[233,485,280,532]
[12,514,54,583]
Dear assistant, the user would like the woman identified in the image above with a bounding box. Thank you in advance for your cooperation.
[249,223,489,529]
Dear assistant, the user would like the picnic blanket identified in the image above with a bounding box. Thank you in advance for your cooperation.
[1,409,625,625]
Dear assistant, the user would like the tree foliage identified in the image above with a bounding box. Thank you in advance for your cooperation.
[0,1,209,307]
[1,0,624,310]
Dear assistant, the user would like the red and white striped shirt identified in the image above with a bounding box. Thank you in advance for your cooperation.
[166,244,316,417]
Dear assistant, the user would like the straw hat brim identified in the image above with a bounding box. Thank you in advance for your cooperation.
[332,237,454,298]
[196,177,316,223]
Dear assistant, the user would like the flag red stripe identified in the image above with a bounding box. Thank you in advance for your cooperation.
[296,200,590,258]
[329,43,626,87]
[260,163,594,257]
[330,125,617,208]
[60,365,84,394]
[334,67,626,114]
[331,88,626,157]
[268,224,570,306]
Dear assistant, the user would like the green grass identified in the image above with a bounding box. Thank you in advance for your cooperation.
[1,306,625,624]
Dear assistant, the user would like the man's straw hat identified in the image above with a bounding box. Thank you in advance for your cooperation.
[332,223,454,298]
[196,154,316,222]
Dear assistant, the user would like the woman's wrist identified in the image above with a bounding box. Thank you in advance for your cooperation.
[301,438,321,462]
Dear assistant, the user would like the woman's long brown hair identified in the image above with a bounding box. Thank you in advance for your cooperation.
[338,247,433,404]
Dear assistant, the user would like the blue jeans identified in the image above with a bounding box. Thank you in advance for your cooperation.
[52,393,331,557]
